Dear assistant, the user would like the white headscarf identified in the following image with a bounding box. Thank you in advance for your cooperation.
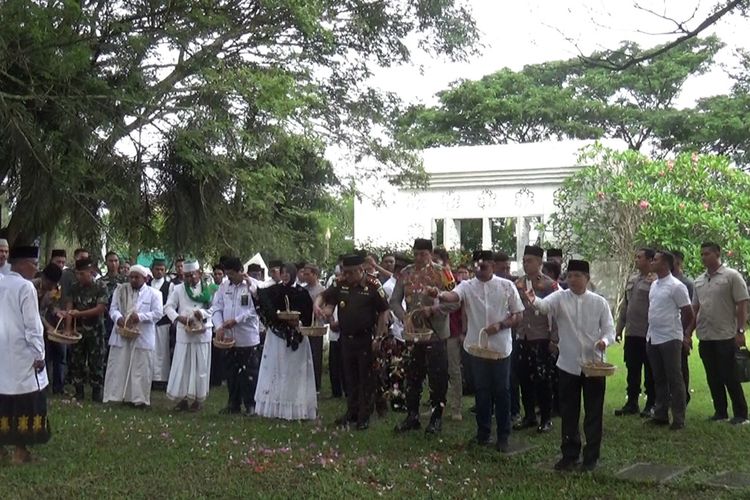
[130,265,151,279]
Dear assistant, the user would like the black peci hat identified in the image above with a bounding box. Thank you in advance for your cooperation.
[524,245,544,258]
[567,259,590,274]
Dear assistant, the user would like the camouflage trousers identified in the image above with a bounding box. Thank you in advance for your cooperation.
[69,327,105,387]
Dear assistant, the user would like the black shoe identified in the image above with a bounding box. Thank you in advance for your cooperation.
[730,417,750,425]
[580,461,597,472]
[496,440,510,453]
[425,415,442,434]
[640,406,655,418]
[513,418,537,431]
[708,413,729,422]
[669,422,685,430]
[356,420,369,431]
[74,384,84,401]
[510,413,522,425]
[470,406,477,414]
[394,416,421,433]
[91,386,103,403]
[472,435,492,447]
[645,418,669,426]
[554,457,580,472]
[173,400,190,412]
[537,420,553,433]
[614,403,639,416]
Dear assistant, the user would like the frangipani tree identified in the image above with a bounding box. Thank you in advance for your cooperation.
[551,144,750,308]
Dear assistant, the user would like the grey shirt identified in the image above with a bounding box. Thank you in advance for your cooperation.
[692,265,750,341]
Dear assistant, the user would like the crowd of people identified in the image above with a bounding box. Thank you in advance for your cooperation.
[0,236,747,472]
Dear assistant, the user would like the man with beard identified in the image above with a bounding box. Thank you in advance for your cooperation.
[103,265,163,408]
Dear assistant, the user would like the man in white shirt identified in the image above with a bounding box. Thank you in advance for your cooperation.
[645,251,693,430]
[149,258,174,389]
[0,246,50,464]
[526,259,615,472]
[436,250,524,452]
[165,260,215,412]
[690,241,749,425]
[0,238,10,276]
[212,257,262,415]
[104,265,164,408]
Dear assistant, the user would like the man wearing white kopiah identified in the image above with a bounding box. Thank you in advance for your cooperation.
[0,246,51,464]
[165,260,215,412]
[149,258,173,389]
[104,265,164,408]
[525,259,615,473]
[435,250,524,453]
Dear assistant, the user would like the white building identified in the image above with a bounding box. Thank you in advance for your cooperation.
[354,139,626,267]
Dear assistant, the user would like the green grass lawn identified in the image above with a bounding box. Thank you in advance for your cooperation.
[2,344,750,499]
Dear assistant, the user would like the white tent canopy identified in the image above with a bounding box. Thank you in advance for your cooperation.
[244,253,268,273]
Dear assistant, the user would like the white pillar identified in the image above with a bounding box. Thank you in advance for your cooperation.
[481,217,492,250]
[515,216,525,267]
[444,218,461,251]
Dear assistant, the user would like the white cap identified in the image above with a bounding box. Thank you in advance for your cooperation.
[129,265,151,278]
[183,260,200,273]
[0,238,8,248]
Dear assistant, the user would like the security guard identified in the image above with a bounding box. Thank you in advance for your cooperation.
[319,254,390,430]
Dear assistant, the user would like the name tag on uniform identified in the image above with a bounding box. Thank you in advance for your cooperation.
[241,294,249,306]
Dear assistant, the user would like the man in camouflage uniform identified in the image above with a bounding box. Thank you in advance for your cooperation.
[64,258,108,402]
[97,252,127,340]
[514,245,559,434]
[390,238,457,435]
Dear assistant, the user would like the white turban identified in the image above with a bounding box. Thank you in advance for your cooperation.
[130,265,151,278]
[183,260,200,273]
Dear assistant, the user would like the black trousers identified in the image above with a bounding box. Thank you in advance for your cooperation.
[623,336,654,405]
[309,336,323,392]
[341,335,374,423]
[699,339,748,419]
[226,345,261,412]
[681,349,691,404]
[517,338,554,423]
[329,339,346,398]
[44,338,67,394]
[404,339,448,418]
[510,338,521,416]
[210,341,228,387]
[559,369,606,465]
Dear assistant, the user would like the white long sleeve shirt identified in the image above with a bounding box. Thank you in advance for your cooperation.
[109,284,164,350]
[165,283,213,343]
[211,280,260,347]
[0,272,49,394]
[533,289,615,376]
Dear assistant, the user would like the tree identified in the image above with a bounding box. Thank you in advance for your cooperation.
[0,0,479,251]
[550,145,750,309]
[397,37,721,153]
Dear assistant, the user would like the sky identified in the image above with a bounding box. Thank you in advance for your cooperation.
[370,0,749,108]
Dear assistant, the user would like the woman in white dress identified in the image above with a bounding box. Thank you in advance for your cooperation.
[254,263,317,420]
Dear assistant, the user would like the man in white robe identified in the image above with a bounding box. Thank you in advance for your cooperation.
[104,265,162,407]
[0,246,50,464]
[149,258,173,389]
[0,238,10,275]
[165,260,214,411]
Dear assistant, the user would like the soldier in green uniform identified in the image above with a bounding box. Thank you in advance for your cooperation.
[319,254,390,430]
[63,258,108,402]
[97,251,127,342]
